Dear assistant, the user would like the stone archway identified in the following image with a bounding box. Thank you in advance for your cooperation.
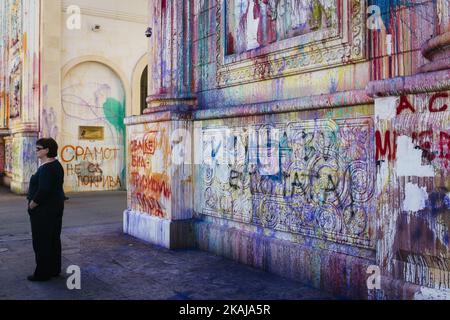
[61,60,127,193]
[62,56,132,117]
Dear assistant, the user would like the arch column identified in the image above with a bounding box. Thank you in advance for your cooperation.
[123,0,196,249]
[145,0,196,109]
[62,55,132,117]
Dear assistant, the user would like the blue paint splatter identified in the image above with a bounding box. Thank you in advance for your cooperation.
[369,0,416,31]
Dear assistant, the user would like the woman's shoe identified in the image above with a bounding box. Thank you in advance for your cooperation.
[27,275,51,282]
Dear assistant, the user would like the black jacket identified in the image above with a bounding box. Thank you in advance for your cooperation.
[28,160,65,206]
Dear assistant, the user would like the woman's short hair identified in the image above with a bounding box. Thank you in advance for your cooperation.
[36,138,58,158]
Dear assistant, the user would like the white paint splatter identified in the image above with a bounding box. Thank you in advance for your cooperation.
[152,149,165,174]
[395,136,435,177]
[375,97,398,120]
[403,183,428,212]
[414,287,450,300]
[375,159,399,274]
[386,34,393,56]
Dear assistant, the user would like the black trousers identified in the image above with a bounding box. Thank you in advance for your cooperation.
[29,202,64,278]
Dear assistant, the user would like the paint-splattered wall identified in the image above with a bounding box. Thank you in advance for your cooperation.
[0,0,40,193]
[3,137,12,177]
[58,0,148,192]
[1,0,148,193]
[0,0,21,126]
[195,1,360,99]
[180,0,450,298]
[194,106,376,247]
[0,139,4,174]
[0,1,7,129]
[192,0,445,103]
[127,122,172,218]
[375,91,450,295]
[120,0,450,299]
[225,0,338,55]
[0,0,40,125]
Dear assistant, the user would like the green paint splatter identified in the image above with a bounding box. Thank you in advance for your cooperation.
[103,97,126,186]
[103,97,125,136]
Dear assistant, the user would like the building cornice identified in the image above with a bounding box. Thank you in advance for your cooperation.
[366,69,450,97]
[61,3,147,24]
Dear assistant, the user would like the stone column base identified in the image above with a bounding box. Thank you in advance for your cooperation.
[123,209,195,249]
[194,218,375,299]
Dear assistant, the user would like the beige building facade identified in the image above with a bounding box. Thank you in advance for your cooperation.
[0,0,149,193]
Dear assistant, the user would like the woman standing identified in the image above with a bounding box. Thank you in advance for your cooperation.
[27,138,65,281]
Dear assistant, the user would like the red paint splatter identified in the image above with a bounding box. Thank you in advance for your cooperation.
[376,130,397,161]
[396,96,415,115]
[429,92,448,113]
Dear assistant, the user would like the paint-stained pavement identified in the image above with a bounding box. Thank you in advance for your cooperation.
[0,186,335,300]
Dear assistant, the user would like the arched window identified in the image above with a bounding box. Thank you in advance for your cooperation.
[140,66,148,114]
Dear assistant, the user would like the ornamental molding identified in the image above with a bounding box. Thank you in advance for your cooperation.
[61,3,147,24]
[216,0,366,88]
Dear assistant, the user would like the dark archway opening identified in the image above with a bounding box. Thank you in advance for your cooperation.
[140,66,148,114]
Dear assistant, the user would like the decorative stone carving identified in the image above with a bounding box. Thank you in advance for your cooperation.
[200,117,375,248]
[216,0,366,87]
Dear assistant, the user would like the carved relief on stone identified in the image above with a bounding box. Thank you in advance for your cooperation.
[200,117,376,248]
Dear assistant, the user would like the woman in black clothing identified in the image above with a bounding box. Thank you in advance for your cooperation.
[27,138,65,282]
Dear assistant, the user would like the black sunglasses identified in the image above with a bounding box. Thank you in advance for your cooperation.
[36,147,45,151]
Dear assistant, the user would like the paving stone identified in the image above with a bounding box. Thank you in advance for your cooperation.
[0,187,336,300]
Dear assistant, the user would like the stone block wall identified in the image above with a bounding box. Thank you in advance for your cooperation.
[122,0,450,299]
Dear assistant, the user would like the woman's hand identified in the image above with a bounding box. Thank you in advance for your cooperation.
[29,201,38,210]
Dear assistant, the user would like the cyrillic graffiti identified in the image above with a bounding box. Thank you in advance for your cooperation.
[397,93,449,115]
[76,174,122,188]
[61,145,122,189]
[128,127,171,217]
[376,129,450,162]
[61,145,120,163]
[376,93,450,162]
[130,131,157,155]
[66,163,102,175]
[135,192,165,218]
[130,172,171,199]
[202,119,375,246]
[131,155,147,168]
[375,130,397,162]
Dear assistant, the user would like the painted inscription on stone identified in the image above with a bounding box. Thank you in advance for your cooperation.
[128,124,171,218]
[60,145,122,190]
[201,118,375,247]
